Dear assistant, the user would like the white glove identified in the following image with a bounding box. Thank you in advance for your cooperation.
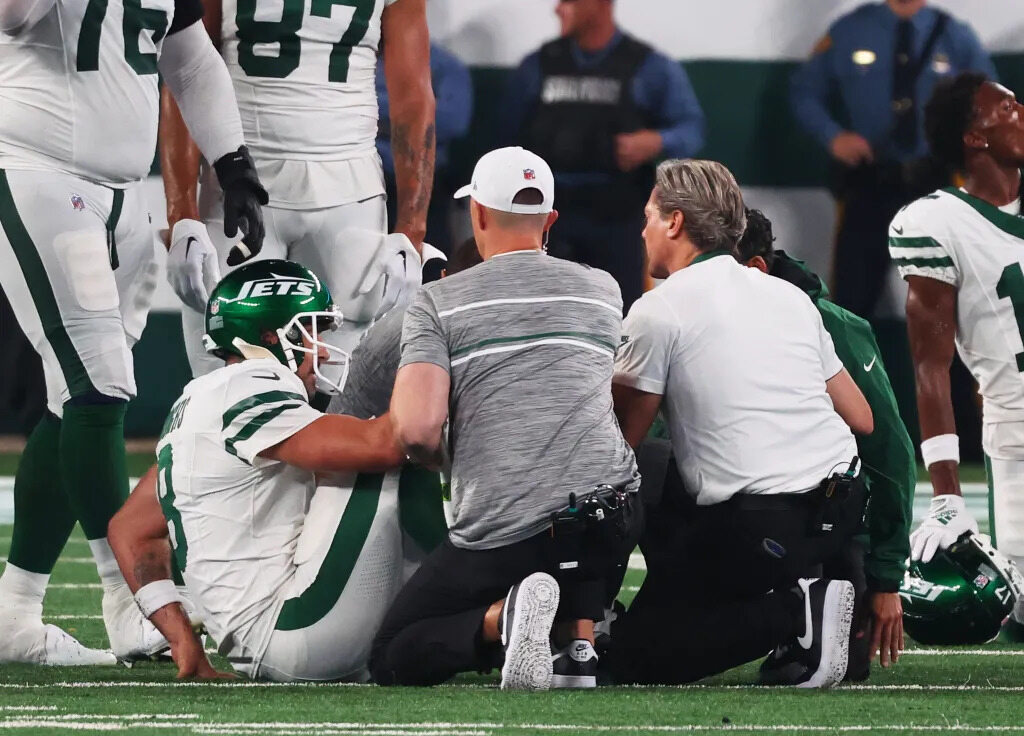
[167,219,221,313]
[910,494,979,562]
[421,241,448,270]
[357,233,423,320]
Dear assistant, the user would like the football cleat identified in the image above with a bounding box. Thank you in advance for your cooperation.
[551,639,598,689]
[0,605,116,666]
[102,582,170,661]
[499,572,560,691]
[789,577,855,689]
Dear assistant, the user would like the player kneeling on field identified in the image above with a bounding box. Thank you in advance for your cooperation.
[108,260,428,681]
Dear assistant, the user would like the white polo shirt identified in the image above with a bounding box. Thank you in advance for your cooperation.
[614,250,857,506]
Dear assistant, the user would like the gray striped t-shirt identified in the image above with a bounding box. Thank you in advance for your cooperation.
[400,249,640,550]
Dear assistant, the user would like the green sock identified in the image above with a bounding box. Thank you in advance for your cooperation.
[59,402,129,540]
[7,412,76,575]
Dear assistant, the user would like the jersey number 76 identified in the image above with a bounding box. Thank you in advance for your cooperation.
[235,0,373,82]
[76,0,169,75]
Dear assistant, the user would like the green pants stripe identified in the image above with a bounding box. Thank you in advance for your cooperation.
[275,473,384,632]
[0,169,94,397]
[986,454,996,547]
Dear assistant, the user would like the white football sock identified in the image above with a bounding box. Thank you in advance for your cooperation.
[88,538,124,588]
[0,562,48,611]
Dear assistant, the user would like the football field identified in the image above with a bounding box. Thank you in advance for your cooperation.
[2,463,1023,734]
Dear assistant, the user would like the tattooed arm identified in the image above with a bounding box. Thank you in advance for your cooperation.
[381,0,435,253]
[109,466,229,678]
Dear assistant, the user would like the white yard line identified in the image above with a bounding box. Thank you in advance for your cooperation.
[4,681,1024,692]
[5,720,1024,735]
[48,583,102,590]
[0,557,95,564]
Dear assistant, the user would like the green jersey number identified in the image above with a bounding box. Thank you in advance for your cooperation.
[77,0,169,74]
[156,445,189,573]
[236,0,373,82]
[996,262,1024,372]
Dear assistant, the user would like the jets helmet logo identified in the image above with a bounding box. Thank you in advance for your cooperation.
[228,274,317,302]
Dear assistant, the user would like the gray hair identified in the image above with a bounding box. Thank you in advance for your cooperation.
[652,159,747,253]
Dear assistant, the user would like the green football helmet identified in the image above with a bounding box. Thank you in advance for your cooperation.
[202,259,348,393]
[900,532,1024,645]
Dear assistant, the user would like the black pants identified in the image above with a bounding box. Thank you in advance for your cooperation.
[831,173,908,319]
[609,485,862,685]
[370,531,612,686]
[547,206,646,314]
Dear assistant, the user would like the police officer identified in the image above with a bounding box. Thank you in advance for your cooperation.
[790,0,995,319]
[502,0,705,313]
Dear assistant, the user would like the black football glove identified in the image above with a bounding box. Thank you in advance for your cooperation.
[213,145,269,266]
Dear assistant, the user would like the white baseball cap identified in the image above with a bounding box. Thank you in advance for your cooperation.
[453,147,555,215]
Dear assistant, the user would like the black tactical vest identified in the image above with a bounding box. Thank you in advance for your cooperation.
[523,34,655,214]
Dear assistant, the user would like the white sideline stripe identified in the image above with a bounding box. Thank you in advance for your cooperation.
[437,296,621,318]
[5,682,1024,692]
[0,707,57,712]
[450,338,612,367]
[46,614,104,620]
[0,557,94,564]
[7,721,1024,735]
[49,584,102,589]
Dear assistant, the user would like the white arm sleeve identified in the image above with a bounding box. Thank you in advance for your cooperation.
[157,21,244,165]
[0,0,56,34]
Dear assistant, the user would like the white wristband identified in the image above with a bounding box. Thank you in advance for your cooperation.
[921,433,960,468]
[134,580,183,619]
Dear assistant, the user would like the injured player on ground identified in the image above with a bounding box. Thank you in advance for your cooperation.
[108,258,447,681]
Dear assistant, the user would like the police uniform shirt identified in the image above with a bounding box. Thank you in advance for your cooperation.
[614,250,858,506]
[790,3,996,161]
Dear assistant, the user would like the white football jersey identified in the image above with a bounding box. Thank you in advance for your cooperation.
[890,188,1024,427]
[155,358,321,665]
[0,0,188,184]
[219,0,398,162]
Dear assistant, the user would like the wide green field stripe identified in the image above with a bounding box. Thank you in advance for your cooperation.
[274,473,382,631]
[451,330,616,357]
[0,170,95,397]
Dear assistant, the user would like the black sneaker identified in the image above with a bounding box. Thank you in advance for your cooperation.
[789,578,855,689]
[499,572,560,691]
[757,643,808,686]
[551,639,598,689]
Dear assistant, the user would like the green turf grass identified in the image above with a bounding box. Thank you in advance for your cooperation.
[2,524,1024,735]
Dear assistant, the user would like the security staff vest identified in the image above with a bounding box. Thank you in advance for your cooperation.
[523,34,655,215]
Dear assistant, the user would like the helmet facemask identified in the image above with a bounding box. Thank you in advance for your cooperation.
[278,307,349,395]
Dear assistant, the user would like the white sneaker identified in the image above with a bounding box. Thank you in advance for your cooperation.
[499,572,560,691]
[0,606,116,666]
[102,582,169,661]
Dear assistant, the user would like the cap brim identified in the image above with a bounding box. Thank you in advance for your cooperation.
[453,184,472,200]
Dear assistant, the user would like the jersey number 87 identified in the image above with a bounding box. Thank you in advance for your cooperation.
[235,0,373,82]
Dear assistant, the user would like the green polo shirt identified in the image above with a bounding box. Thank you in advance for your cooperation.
[771,251,914,592]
